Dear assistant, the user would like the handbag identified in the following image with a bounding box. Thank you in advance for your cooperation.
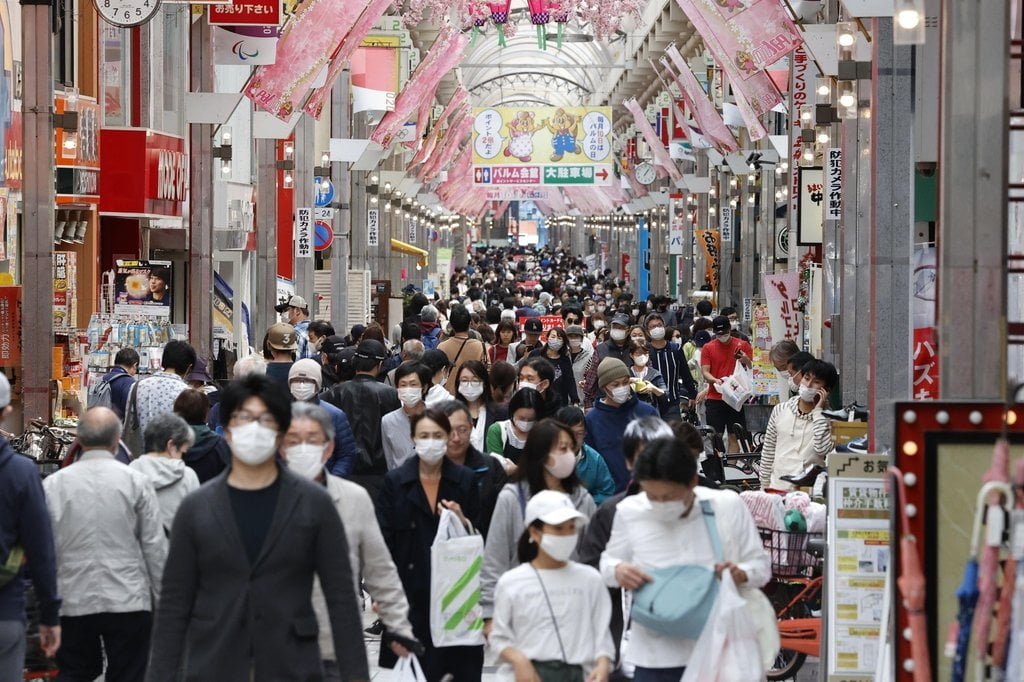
[630,499,723,639]
[531,566,585,682]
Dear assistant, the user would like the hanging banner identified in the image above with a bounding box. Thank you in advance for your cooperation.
[213,26,279,66]
[638,223,651,301]
[471,106,614,186]
[798,167,824,245]
[350,42,400,113]
[662,48,738,153]
[296,207,313,259]
[367,208,380,247]
[624,99,682,183]
[696,229,721,291]
[114,260,173,319]
[826,148,843,221]
[0,286,21,367]
[751,303,778,396]
[789,44,809,238]
[763,271,801,342]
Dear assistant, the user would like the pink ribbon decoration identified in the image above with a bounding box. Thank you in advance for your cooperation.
[371,27,470,147]
[411,87,469,166]
[662,48,739,153]
[301,0,395,119]
[246,0,365,119]
[421,114,473,181]
[623,98,682,183]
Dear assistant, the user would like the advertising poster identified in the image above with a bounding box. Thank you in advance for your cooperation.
[764,272,801,342]
[0,286,21,366]
[750,304,778,396]
[114,260,172,318]
[350,40,400,113]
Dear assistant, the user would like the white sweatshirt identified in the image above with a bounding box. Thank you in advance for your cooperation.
[490,561,614,681]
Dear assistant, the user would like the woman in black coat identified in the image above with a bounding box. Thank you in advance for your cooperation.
[376,408,483,682]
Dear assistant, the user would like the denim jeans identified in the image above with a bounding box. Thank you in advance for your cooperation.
[0,620,26,682]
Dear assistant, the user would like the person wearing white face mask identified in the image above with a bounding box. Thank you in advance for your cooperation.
[486,387,544,469]
[455,361,508,454]
[480,420,598,641]
[628,339,668,412]
[565,324,594,390]
[581,313,633,408]
[491,490,613,682]
[584,358,658,493]
[376,409,483,681]
[528,328,581,409]
[281,402,417,681]
[601,438,772,682]
[148,375,370,682]
[380,362,432,471]
[759,359,838,491]
[287,359,359,479]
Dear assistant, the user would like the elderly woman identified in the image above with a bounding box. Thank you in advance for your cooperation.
[280,402,416,681]
[130,412,199,534]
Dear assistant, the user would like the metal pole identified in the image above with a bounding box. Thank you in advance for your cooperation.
[294,115,315,314]
[188,16,214,365]
[20,0,54,426]
[254,139,279,335]
[331,69,351,330]
[936,0,1009,399]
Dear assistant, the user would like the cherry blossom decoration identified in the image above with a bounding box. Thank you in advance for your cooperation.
[525,0,550,49]
[575,0,643,41]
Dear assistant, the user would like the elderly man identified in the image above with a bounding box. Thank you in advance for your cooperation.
[385,339,425,387]
[281,402,417,681]
[43,407,167,682]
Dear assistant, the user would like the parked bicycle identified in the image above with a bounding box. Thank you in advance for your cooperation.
[1,419,75,477]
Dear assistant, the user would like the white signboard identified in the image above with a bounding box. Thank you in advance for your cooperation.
[483,187,550,201]
[295,207,312,259]
[826,148,843,221]
[719,206,733,243]
[408,220,417,244]
[798,167,824,245]
[669,227,685,255]
[367,208,379,247]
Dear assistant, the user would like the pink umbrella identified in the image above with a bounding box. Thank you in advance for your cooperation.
[888,467,932,682]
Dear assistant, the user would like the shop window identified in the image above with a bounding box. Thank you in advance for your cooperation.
[101,24,130,127]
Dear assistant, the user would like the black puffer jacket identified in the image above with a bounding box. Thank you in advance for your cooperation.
[320,375,401,475]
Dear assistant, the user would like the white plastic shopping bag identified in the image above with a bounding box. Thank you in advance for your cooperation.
[719,363,753,412]
[681,572,765,682]
[430,508,485,647]
[385,654,427,681]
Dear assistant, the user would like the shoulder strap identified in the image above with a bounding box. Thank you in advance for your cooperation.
[531,565,568,662]
[516,481,527,518]
[700,499,724,562]
[449,336,471,369]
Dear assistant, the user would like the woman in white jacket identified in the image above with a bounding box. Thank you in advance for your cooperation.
[491,490,613,682]
[131,413,199,534]
[600,437,773,682]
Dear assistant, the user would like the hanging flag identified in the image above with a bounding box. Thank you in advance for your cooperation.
[624,99,682,183]
[662,48,738,153]
[696,229,721,291]
[213,25,279,66]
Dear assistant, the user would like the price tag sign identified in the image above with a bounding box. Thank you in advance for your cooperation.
[295,208,312,259]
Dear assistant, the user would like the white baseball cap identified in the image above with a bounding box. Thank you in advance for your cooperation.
[524,490,587,527]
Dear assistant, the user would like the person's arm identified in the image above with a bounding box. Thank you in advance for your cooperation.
[759,406,780,489]
[586,447,616,506]
[481,490,517,619]
[485,422,504,457]
[677,348,698,399]
[316,494,370,681]
[23,470,61,630]
[701,360,718,385]
[146,497,199,681]
[136,479,169,604]
[491,574,539,682]
[375,474,398,553]
[735,341,753,369]
[355,491,415,639]
[811,406,834,459]
[589,574,615,681]
[329,411,357,478]
[577,503,613,568]
[564,358,580,404]
[600,507,649,591]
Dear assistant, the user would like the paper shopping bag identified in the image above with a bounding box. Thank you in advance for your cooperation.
[429,509,485,647]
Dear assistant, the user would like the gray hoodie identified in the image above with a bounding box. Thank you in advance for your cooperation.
[129,456,200,533]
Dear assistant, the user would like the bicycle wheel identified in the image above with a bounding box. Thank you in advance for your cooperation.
[766,599,811,681]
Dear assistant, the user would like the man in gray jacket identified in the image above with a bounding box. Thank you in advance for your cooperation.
[43,407,167,681]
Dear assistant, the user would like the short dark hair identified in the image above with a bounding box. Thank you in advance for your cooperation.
[671,421,706,460]
[554,405,585,427]
[507,386,544,417]
[219,374,292,433]
[486,305,502,325]
[633,437,698,485]
[409,408,452,438]
[395,361,431,395]
[308,320,335,338]
[115,348,140,369]
[490,361,518,391]
[149,267,171,283]
[449,304,472,333]
[162,340,197,375]
[720,306,737,317]
[520,356,555,385]
[455,360,492,404]
[696,300,713,316]
[801,359,839,392]
[173,389,210,426]
[420,349,451,375]
[401,322,421,342]
[788,351,815,374]
[437,399,472,422]
[512,418,579,495]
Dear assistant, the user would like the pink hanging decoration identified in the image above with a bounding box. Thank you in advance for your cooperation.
[246,0,365,120]
[623,98,682,183]
[301,0,394,119]
[662,47,739,153]
[370,26,470,147]
[547,0,573,48]
[488,0,513,46]
[575,0,643,41]
[421,114,473,181]
[412,88,469,169]
[526,0,550,49]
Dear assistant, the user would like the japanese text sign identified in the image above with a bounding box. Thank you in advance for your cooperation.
[209,0,281,26]
[826,148,843,221]
[296,207,312,259]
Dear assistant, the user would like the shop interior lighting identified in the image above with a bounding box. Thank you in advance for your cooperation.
[893,0,926,44]
[73,218,88,244]
[212,126,233,177]
[816,128,830,144]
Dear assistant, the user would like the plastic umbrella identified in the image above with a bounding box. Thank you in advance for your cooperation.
[950,557,979,682]
[888,467,931,682]
[972,439,1012,680]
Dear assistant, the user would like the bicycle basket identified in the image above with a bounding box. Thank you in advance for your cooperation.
[759,528,824,578]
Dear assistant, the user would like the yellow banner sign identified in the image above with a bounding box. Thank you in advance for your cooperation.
[471,106,613,166]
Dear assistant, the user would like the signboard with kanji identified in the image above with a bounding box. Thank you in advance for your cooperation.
[209,0,280,25]
[367,208,379,247]
[797,166,824,245]
[826,148,842,221]
[295,207,312,259]
[471,106,613,186]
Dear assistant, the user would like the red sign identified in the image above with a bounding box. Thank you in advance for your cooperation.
[209,0,280,26]
[0,287,21,366]
[99,129,187,218]
[55,94,101,206]
[313,220,333,251]
[912,327,938,400]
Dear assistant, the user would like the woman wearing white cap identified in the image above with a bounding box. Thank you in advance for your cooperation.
[490,490,613,682]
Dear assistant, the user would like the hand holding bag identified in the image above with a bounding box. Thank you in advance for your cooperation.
[386,654,427,681]
[429,508,485,647]
[681,572,765,682]
[719,362,753,412]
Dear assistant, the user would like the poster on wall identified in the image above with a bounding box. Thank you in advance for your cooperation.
[750,304,778,396]
[114,260,172,318]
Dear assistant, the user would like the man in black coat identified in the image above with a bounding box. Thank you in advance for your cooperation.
[147,375,368,682]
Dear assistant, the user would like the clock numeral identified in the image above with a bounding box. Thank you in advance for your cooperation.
[135,7,141,14]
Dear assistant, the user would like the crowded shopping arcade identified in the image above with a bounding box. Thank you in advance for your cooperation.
[0,0,1021,679]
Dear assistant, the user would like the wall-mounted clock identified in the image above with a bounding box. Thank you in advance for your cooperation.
[634,161,656,186]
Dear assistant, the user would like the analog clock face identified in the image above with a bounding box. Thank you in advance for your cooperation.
[635,162,656,186]
[95,0,160,27]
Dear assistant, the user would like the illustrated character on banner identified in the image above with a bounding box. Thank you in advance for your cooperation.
[715,0,747,11]
[504,111,541,162]
[540,108,581,162]
[735,50,757,76]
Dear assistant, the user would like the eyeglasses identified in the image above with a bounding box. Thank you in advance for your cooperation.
[229,411,280,429]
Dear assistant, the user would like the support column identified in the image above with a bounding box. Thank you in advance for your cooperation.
[350,111,369,272]
[331,69,351,330]
[21,0,54,425]
[719,170,734,305]
[936,0,1009,398]
[254,140,279,335]
[293,114,315,312]
[188,17,214,364]
[868,19,914,451]
[739,177,757,306]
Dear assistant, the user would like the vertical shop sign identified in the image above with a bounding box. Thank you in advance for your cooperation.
[797,167,824,245]
[0,287,22,366]
[295,208,312,259]
[826,148,842,221]
[719,205,733,243]
[763,272,801,342]
[367,208,379,247]
[788,44,808,237]
[912,327,938,400]
[638,223,650,301]
[750,304,777,396]
[696,230,721,291]
[53,253,71,331]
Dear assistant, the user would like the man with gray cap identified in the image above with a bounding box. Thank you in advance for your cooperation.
[43,407,166,681]
[580,313,633,409]
[0,372,61,679]
[320,339,401,500]
[275,295,314,359]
